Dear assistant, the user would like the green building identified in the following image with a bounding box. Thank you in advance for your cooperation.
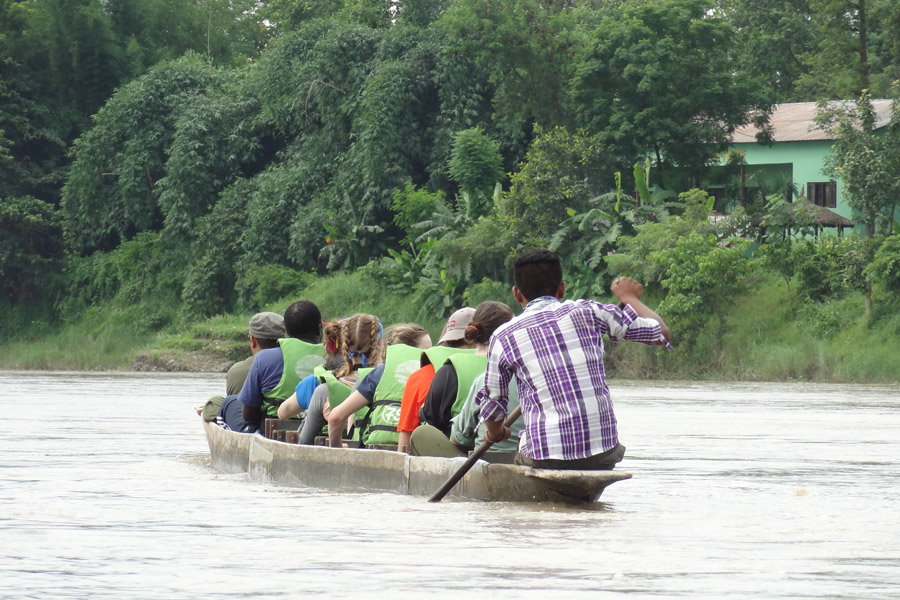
[707,100,894,234]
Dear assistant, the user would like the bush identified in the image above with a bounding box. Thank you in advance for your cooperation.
[238,264,316,309]
[462,278,517,314]
[866,234,900,294]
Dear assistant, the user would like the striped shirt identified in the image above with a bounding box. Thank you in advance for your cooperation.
[476,296,671,461]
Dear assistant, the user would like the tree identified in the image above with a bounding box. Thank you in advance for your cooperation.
[441,0,589,137]
[108,0,267,72]
[447,127,505,218]
[61,56,229,253]
[499,126,612,248]
[719,0,818,102]
[816,88,900,237]
[607,189,755,347]
[550,160,675,294]
[798,0,872,99]
[0,196,63,305]
[0,46,67,202]
[571,0,772,182]
[865,234,900,295]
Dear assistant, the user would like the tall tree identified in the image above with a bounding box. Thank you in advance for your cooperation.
[441,0,590,137]
[571,0,772,181]
[719,0,817,102]
[817,88,900,237]
[107,0,267,73]
[798,0,873,98]
[61,56,229,254]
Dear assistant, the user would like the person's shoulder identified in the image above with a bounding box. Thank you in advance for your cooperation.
[360,363,385,385]
[227,355,254,373]
[406,364,435,386]
[567,298,619,315]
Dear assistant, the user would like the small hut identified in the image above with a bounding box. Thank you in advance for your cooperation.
[796,199,854,237]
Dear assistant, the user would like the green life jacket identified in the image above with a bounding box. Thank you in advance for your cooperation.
[419,345,473,369]
[361,344,424,446]
[262,338,324,417]
[320,367,374,442]
[445,353,488,417]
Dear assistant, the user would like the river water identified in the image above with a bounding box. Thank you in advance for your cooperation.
[1,371,898,599]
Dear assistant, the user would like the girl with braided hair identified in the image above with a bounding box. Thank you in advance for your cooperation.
[278,314,384,445]
[326,323,432,447]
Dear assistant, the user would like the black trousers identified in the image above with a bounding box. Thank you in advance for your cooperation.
[515,442,626,470]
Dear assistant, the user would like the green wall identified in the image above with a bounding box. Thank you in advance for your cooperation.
[731,139,852,220]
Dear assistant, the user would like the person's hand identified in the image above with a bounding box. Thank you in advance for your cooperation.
[322,401,332,420]
[611,277,643,304]
[483,425,510,444]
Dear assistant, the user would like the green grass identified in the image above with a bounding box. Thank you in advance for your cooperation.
[3,270,899,383]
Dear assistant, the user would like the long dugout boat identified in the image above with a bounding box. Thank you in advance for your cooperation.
[202,420,631,503]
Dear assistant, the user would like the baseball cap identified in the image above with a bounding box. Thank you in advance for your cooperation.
[249,312,286,340]
[437,307,476,344]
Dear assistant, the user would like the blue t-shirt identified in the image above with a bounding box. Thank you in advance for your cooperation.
[356,364,385,406]
[294,374,320,410]
[238,347,284,407]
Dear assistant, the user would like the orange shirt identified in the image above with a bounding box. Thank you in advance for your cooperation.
[396,364,437,433]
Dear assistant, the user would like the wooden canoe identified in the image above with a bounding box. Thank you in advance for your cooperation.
[202,420,631,503]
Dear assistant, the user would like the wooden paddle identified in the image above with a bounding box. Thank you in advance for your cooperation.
[428,405,522,503]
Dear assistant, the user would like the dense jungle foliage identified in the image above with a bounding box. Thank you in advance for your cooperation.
[2,0,900,380]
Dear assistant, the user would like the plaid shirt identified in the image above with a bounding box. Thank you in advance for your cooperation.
[476,296,671,461]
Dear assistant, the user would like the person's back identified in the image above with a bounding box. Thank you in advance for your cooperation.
[200,312,284,423]
[326,323,433,448]
[412,301,516,458]
[484,298,623,459]
[477,249,671,470]
[220,300,324,433]
[395,307,477,451]
[278,314,385,445]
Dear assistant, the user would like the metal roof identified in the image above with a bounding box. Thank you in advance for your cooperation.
[732,100,893,143]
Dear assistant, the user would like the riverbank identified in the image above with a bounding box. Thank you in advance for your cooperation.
[2,272,898,383]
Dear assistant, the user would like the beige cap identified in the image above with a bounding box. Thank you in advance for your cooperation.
[437,307,476,344]
[249,312,286,341]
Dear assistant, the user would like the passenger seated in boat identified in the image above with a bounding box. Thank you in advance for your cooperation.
[451,373,521,455]
[276,318,345,422]
[326,323,432,448]
[412,373,522,459]
[477,249,671,471]
[199,311,285,422]
[395,307,477,452]
[278,314,384,445]
[410,301,515,457]
[217,300,324,433]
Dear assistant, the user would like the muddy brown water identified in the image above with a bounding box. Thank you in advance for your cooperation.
[1,372,898,599]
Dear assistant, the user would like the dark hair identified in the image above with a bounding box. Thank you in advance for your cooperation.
[463,301,514,345]
[441,337,471,349]
[283,300,322,343]
[256,337,280,351]
[514,249,563,302]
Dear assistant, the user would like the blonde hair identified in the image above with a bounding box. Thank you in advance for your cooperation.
[383,322,429,347]
[337,314,383,376]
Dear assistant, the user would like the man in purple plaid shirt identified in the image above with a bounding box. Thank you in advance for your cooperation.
[476,249,671,470]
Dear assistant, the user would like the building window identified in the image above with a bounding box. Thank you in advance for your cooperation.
[807,181,836,208]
